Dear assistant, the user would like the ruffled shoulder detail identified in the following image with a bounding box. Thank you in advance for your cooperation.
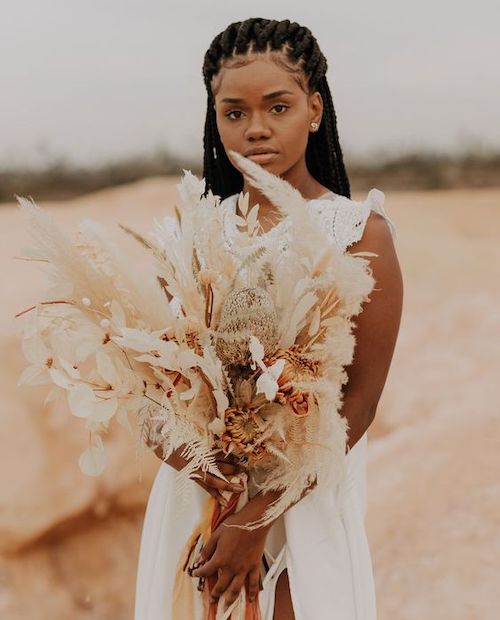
[363,189,397,240]
[307,194,365,253]
[308,189,397,253]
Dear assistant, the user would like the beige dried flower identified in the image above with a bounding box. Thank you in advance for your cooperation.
[215,287,279,366]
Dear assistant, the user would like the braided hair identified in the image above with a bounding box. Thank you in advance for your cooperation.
[201,17,351,201]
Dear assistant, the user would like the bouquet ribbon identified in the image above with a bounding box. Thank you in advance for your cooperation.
[172,479,261,620]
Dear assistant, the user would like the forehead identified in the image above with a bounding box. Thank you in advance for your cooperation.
[212,57,304,102]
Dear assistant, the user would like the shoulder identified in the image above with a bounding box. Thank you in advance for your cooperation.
[346,194,403,318]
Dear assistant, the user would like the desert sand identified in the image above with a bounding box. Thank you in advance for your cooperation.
[0,179,498,619]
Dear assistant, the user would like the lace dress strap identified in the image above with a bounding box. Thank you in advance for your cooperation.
[309,188,397,253]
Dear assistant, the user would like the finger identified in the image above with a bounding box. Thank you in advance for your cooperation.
[196,533,218,566]
[222,573,246,610]
[191,467,243,493]
[246,567,260,602]
[191,478,232,508]
[205,472,245,494]
[192,553,221,578]
[208,568,234,604]
[216,462,244,476]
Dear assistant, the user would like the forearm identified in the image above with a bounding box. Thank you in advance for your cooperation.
[142,416,185,471]
[150,440,188,472]
[341,393,375,452]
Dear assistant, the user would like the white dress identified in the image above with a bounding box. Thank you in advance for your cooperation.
[134,188,397,620]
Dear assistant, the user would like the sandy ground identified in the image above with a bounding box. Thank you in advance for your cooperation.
[0,179,498,619]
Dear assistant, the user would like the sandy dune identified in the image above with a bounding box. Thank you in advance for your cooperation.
[0,179,498,619]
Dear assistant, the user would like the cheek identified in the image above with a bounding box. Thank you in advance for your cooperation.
[279,114,310,154]
[215,118,238,150]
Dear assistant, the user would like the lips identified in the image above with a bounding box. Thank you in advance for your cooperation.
[243,147,279,157]
[246,152,279,164]
[243,147,279,165]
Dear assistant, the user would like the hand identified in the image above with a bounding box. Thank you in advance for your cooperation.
[191,475,318,609]
[157,443,246,506]
[192,506,270,609]
[190,454,246,506]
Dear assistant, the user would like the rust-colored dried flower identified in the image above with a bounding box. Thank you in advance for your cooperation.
[266,345,321,416]
[220,405,266,462]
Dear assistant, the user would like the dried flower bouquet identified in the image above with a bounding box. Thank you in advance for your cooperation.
[16,150,376,534]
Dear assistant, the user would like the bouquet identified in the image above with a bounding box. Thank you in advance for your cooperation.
[16,150,376,617]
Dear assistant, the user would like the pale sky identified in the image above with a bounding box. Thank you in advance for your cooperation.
[1,0,498,169]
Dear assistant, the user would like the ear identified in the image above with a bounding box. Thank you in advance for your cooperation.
[308,90,323,125]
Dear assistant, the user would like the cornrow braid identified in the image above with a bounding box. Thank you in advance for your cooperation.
[201,18,351,201]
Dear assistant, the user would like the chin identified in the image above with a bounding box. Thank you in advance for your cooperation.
[263,160,286,175]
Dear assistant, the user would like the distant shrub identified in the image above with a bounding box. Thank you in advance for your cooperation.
[0,149,202,203]
[1,147,499,203]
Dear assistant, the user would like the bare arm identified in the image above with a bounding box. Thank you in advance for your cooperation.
[152,442,187,472]
[342,210,404,449]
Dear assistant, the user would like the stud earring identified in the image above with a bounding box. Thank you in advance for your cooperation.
[310,121,319,131]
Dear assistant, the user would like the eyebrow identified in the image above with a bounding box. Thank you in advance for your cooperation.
[220,90,294,104]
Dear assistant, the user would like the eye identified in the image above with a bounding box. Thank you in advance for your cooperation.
[225,110,244,121]
[224,103,290,121]
[271,103,290,114]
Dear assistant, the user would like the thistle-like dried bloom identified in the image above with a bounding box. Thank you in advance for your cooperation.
[266,345,321,416]
[220,405,266,462]
[215,287,279,366]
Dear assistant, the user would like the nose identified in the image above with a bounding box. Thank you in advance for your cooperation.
[244,112,272,141]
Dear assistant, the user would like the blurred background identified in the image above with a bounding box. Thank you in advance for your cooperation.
[1,1,499,618]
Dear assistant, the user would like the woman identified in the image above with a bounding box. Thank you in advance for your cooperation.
[135,17,403,620]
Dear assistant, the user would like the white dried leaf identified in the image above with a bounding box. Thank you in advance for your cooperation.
[79,434,106,476]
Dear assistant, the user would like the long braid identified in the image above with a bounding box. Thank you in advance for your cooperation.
[201,18,351,200]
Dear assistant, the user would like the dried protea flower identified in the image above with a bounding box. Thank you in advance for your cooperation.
[215,286,279,366]
[266,345,321,416]
[219,405,266,462]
